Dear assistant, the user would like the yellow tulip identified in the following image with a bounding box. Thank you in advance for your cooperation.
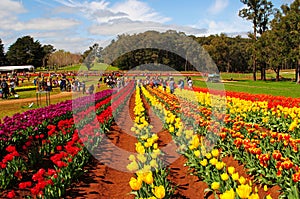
[232,172,239,181]
[137,154,147,163]
[215,162,225,170]
[152,185,165,199]
[169,125,175,133]
[190,135,200,149]
[194,150,201,157]
[211,182,220,190]
[205,153,212,159]
[264,185,268,192]
[249,193,259,199]
[136,143,145,154]
[266,194,273,199]
[200,159,208,167]
[129,177,142,190]
[142,165,151,173]
[150,159,158,168]
[236,184,252,199]
[228,166,235,175]
[144,172,154,184]
[128,155,136,161]
[152,134,159,141]
[211,149,219,157]
[127,161,139,172]
[221,173,229,181]
[238,176,246,185]
[219,188,235,199]
[209,158,218,166]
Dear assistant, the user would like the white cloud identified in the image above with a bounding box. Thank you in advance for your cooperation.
[48,37,93,53]
[0,0,26,17]
[89,18,206,36]
[111,0,170,23]
[6,18,80,31]
[196,5,252,37]
[202,19,250,37]
[208,0,229,15]
[0,0,26,31]
[54,0,170,24]
[0,0,80,32]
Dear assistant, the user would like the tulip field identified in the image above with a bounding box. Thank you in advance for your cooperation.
[1,80,300,199]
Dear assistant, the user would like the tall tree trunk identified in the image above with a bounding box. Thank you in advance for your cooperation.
[276,67,280,82]
[297,59,300,84]
[260,62,266,81]
[252,21,257,81]
[253,59,257,81]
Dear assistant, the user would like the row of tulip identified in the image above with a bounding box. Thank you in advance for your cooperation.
[0,90,113,191]
[171,88,300,198]
[127,86,174,198]
[0,89,115,151]
[0,82,136,198]
[141,86,278,198]
[193,87,300,109]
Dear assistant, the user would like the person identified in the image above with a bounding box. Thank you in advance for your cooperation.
[10,80,16,95]
[162,79,167,92]
[81,81,86,94]
[188,78,193,89]
[178,79,184,90]
[169,78,175,94]
[1,79,9,99]
[88,84,94,94]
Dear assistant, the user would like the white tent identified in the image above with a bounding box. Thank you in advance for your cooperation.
[0,65,34,72]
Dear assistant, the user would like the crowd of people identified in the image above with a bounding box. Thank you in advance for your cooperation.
[136,75,193,94]
[1,71,194,100]
[0,75,20,99]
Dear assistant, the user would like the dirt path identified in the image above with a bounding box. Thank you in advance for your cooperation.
[0,91,73,106]
[0,91,74,119]
[66,92,137,199]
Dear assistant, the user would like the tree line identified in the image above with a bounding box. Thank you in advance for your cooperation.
[0,36,81,70]
[101,0,299,82]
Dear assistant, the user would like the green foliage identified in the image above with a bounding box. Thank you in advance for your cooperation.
[82,43,103,70]
[102,30,216,72]
[47,50,82,70]
[6,36,44,68]
[0,39,6,65]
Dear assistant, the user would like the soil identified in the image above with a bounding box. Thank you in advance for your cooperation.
[0,91,73,106]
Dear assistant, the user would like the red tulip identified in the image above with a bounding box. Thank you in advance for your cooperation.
[7,190,16,198]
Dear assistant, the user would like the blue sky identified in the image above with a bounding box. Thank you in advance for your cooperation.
[0,0,294,53]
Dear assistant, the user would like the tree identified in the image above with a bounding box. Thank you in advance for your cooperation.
[47,50,81,70]
[82,43,103,70]
[42,44,55,69]
[0,39,6,65]
[279,1,300,83]
[6,36,44,68]
[239,0,275,81]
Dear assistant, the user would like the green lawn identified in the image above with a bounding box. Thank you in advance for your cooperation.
[192,78,300,98]
[41,63,119,72]
[220,70,296,81]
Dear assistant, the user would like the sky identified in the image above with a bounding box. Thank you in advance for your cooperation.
[0,0,295,53]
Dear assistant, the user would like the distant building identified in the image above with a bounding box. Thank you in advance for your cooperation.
[0,65,34,73]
